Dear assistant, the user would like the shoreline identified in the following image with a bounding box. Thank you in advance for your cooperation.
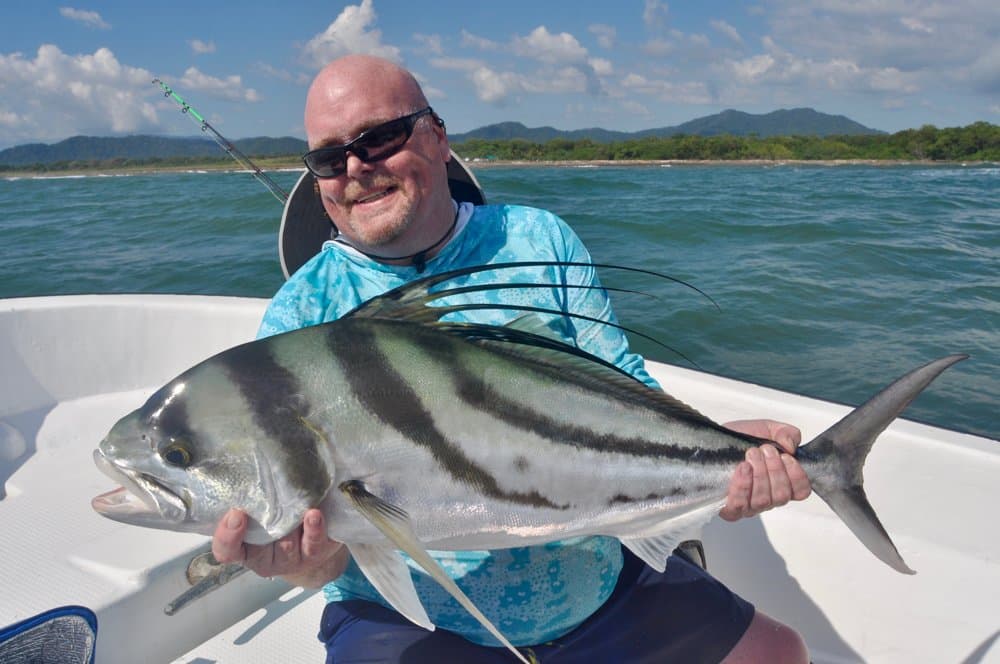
[2,158,995,178]
[461,158,994,168]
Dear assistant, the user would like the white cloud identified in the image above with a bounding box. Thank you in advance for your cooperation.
[522,66,590,94]
[689,33,711,48]
[190,39,216,55]
[430,57,486,72]
[589,57,613,77]
[59,7,110,30]
[710,19,743,44]
[512,26,589,65]
[449,25,610,103]
[413,33,444,56]
[900,17,934,34]
[723,36,920,96]
[641,38,674,57]
[588,24,617,49]
[469,66,524,104]
[301,0,400,68]
[0,110,21,128]
[178,67,260,102]
[620,72,712,104]
[460,29,500,52]
[0,45,157,144]
[643,0,670,30]
[620,99,652,117]
[254,62,311,85]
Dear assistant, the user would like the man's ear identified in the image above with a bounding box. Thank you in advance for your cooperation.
[437,129,451,162]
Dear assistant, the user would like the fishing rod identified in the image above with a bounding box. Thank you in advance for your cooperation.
[152,78,289,204]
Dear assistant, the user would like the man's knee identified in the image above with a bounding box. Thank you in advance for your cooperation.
[721,611,809,664]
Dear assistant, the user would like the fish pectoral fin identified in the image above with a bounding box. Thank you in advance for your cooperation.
[340,480,530,664]
[346,542,432,630]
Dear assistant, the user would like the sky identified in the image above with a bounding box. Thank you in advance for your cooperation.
[0,0,997,149]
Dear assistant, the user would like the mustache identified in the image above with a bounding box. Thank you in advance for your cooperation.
[344,178,398,202]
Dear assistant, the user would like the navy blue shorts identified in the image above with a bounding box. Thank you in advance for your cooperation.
[318,549,755,663]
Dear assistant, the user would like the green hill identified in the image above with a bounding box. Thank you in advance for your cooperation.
[448,108,883,143]
[0,135,307,167]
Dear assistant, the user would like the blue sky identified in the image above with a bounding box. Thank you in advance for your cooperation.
[1,0,997,148]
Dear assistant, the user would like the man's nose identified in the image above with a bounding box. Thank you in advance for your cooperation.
[344,150,375,178]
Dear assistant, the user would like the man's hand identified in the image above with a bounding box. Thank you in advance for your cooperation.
[719,419,812,522]
[212,508,348,588]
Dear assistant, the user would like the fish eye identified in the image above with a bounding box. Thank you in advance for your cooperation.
[161,443,193,468]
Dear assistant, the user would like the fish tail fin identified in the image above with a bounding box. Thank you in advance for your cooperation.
[799,354,967,575]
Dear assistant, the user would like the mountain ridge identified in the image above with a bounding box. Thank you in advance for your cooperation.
[0,107,883,166]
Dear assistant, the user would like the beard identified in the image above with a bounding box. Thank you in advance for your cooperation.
[337,180,421,250]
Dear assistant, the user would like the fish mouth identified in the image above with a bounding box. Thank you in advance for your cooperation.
[92,449,187,526]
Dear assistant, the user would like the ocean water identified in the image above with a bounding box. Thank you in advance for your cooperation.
[0,164,997,439]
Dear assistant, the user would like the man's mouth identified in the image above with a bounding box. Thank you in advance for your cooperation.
[355,187,395,205]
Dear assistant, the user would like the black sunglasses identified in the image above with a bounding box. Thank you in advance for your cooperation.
[302,107,434,178]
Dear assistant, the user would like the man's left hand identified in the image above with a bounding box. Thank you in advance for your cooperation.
[719,419,812,521]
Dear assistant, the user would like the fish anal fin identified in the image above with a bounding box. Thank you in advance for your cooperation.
[618,498,724,571]
[620,534,683,573]
[339,481,530,664]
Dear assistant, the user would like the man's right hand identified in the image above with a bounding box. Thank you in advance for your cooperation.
[212,508,349,589]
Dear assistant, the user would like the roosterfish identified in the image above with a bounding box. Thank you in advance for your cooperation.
[92,261,965,663]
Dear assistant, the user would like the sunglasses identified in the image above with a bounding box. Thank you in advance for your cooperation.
[302,107,435,178]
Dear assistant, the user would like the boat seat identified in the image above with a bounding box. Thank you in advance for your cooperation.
[0,605,97,664]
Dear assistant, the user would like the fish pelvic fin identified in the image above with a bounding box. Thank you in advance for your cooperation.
[798,354,968,575]
[339,481,530,664]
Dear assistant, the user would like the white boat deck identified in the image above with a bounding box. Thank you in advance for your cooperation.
[1,294,997,663]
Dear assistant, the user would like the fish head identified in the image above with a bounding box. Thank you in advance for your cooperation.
[92,350,336,545]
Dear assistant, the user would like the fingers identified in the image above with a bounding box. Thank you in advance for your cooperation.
[769,423,802,455]
[719,461,753,522]
[300,509,330,559]
[782,453,812,501]
[720,443,813,521]
[723,419,802,454]
[212,509,249,565]
[750,445,780,511]
[211,508,346,587]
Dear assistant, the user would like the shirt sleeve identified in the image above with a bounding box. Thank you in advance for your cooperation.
[256,252,338,339]
[550,216,662,391]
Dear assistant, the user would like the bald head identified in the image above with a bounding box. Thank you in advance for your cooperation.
[305,55,429,147]
[300,54,454,259]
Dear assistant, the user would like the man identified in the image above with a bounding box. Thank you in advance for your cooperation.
[214,54,811,662]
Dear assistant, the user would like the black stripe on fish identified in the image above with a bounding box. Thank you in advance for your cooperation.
[331,321,567,511]
[141,380,190,429]
[409,332,746,467]
[217,343,331,504]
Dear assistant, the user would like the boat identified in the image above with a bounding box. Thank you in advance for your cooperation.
[2,161,998,663]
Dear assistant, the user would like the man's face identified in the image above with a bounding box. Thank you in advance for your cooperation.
[305,75,451,252]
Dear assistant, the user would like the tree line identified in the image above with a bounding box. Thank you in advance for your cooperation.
[451,122,1000,162]
[2,122,996,173]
